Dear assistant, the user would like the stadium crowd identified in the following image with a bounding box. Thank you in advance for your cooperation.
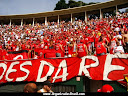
[0,12,128,60]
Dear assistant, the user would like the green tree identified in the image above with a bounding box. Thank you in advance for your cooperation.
[67,0,98,8]
[125,8,128,13]
[68,0,79,8]
[54,0,68,10]
[88,2,97,5]
[54,0,99,10]
[77,1,88,6]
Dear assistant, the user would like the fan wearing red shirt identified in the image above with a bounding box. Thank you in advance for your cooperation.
[77,41,88,58]
[85,34,92,55]
[44,40,56,58]
[7,44,12,52]
[0,46,6,60]
[12,44,17,51]
[96,36,109,56]
[28,47,35,59]
[3,48,8,60]
[94,32,100,48]
[40,41,45,49]
[110,34,118,54]
[21,40,26,50]
[43,41,49,50]
[21,43,26,50]
[37,49,45,59]
[34,42,41,53]
[55,43,64,57]
[68,41,77,57]
[26,44,32,59]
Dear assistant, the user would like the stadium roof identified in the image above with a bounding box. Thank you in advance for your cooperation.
[0,0,128,20]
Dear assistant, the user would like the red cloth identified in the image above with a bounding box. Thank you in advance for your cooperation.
[77,43,87,57]
[44,49,56,58]
[96,42,106,54]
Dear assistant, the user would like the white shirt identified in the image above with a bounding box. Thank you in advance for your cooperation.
[113,45,124,53]
[39,88,46,92]
[116,35,122,39]
[39,88,53,93]
[115,27,120,32]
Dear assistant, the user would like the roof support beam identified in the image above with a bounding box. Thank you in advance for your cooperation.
[116,5,118,16]
[45,16,47,26]
[85,11,87,22]
[100,9,103,19]
[58,15,59,25]
[21,19,23,26]
[71,13,72,23]
[33,18,35,26]
[9,19,11,26]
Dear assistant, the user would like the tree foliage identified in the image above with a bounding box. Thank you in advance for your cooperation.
[77,1,88,6]
[125,8,128,13]
[54,0,98,10]
[54,0,68,10]
[68,0,78,8]
[88,2,97,5]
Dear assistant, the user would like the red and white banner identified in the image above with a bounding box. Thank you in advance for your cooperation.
[0,54,128,84]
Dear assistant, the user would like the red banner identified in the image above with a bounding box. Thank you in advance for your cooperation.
[0,54,128,84]
[6,50,28,60]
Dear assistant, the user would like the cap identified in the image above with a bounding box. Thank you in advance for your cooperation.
[97,84,114,93]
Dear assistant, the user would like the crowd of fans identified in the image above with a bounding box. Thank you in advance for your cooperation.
[0,12,128,60]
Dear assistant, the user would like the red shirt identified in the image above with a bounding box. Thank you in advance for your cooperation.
[90,35,94,42]
[12,45,17,51]
[55,44,64,57]
[44,49,56,58]
[0,49,6,60]
[68,46,73,55]
[94,35,100,47]
[21,44,26,50]
[96,42,106,55]
[77,43,87,57]
[37,49,44,59]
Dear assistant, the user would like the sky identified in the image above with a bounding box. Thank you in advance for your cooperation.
[0,0,126,15]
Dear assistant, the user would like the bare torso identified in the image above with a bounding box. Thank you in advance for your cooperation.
[123,34,128,42]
